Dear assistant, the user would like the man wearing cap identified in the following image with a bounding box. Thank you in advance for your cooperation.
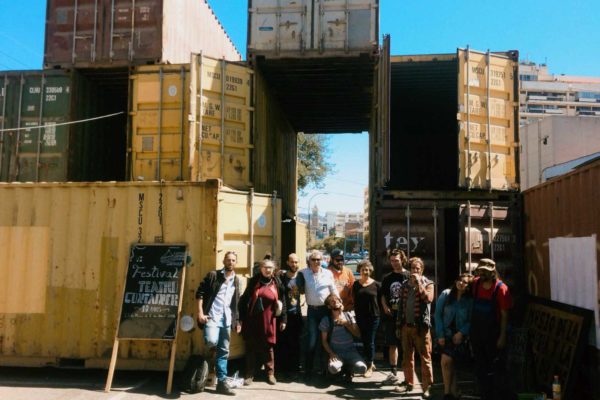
[470,258,513,400]
[327,248,355,311]
[295,249,339,383]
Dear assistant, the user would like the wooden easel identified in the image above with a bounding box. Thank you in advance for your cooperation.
[105,245,187,394]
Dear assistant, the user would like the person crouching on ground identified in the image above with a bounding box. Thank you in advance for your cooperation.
[238,259,287,386]
[320,294,367,383]
[395,257,435,398]
[434,273,473,400]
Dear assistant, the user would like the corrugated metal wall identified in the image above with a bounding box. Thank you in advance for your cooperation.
[0,181,281,369]
[523,159,600,299]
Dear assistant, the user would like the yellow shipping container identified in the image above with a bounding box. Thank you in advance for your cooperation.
[0,181,280,370]
[130,54,253,189]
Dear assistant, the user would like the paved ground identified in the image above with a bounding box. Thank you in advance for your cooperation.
[0,360,481,400]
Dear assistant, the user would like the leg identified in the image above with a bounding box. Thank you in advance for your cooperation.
[440,353,454,395]
[471,337,495,400]
[416,329,434,391]
[245,342,257,379]
[265,344,275,376]
[401,326,416,385]
[215,326,231,383]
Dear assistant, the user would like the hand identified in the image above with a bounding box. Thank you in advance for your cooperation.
[410,274,420,287]
[197,313,208,325]
[235,323,242,334]
[437,338,445,347]
[329,354,340,363]
[452,331,464,345]
[334,317,348,327]
[383,305,392,316]
[279,322,287,331]
[496,333,506,349]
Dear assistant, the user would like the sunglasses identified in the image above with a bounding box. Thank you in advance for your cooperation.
[310,258,322,262]
[334,258,344,262]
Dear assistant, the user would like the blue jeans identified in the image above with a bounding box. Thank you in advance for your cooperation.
[204,324,231,383]
[357,316,380,365]
[305,305,329,374]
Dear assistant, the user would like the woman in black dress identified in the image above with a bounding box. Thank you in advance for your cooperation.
[352,260,381,377]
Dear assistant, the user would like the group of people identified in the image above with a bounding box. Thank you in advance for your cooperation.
[195,249,512,400]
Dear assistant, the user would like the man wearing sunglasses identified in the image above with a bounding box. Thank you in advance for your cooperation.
[295,249,339,384]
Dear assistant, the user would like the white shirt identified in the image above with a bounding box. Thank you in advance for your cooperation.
[299,267,338,306]
[207,272,236,327]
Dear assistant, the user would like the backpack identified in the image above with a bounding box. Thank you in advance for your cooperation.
[179,355,209,393]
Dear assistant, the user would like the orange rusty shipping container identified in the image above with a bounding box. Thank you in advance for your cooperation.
[523,158,600,299]
[129,55,253,188]
[44,0,241,68]
[0,181,281,369]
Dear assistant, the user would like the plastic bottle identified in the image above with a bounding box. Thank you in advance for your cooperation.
[552,375,561,400]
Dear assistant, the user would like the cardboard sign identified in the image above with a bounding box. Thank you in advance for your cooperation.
[117,244,186,340]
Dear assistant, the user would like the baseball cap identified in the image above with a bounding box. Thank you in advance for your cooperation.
[476,258,496,272]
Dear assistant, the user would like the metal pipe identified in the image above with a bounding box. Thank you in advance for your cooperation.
[91,0,98,61]
[12,74,25,181]
[405,204,411,258]
[157,67,163,180]
[220,58,226,182]
[276,0,281,55]
[467,201,472,273]
[0,74,8,178]
[489,201,495,260]
[272,190,277,260]
[486,50,493,191]
[197,53,204,181]
[72,0,79,63]
[109,0,115,59]
[249,188,255,271]
[465,46,472,189]
[179,65,185,180]
[433,204,439,299]
[344,0,349,53]
[129,0,136,61]
[35,74,46,182]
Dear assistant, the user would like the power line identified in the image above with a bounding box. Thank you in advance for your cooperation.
[0,111,125,133]
[0,50,31,69]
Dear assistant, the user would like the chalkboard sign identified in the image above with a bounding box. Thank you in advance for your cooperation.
[117,244,187,340]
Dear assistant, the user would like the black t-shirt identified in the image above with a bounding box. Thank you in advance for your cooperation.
[381,270,409,311]
[280,271,301,315]
[353,280,381,320]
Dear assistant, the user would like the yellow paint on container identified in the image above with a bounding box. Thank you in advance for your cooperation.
[130,54,253,189]
[0,181,281,370]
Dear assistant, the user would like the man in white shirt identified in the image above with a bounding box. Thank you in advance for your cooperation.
[296,249,338,383]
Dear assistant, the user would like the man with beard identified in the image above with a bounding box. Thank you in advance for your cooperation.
[380,249,410,384]
[327,249,355,311]
[470,258,513,400]
[320,294,367,383]
[196,251,242,396]
[275,253,303,378]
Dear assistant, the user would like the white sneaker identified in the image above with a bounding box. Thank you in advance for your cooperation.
[383,373,398,384]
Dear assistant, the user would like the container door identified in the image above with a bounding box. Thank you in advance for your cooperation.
[0,74,12,181]
[44,0,101,65]
[457,48,519,191]
[107,0,161,62]
[373,34,390,188]
[248,0,310,54]
[317,0,377,52]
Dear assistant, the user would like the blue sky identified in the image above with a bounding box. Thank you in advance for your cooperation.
[0,0,598,212]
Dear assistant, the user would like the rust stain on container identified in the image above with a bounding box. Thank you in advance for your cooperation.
[0,181,281,369]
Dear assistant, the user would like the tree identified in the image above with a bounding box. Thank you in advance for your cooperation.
[297,133,333,192]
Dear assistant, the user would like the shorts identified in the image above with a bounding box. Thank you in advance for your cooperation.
[384,317,402,347]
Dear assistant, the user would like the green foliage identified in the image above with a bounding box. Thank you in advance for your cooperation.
[297,133,333,192]
[312,236,345,255]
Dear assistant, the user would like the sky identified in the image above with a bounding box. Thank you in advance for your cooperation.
[0,0,598,213]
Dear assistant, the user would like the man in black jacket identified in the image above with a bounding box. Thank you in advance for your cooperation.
[196,251,241,396]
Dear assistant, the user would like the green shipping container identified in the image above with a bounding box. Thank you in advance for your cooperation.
[0,69,128,182]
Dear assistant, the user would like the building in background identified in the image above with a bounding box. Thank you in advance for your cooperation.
[335,212,364,238]
[326,211,337,236]
[520,62,600,125]
[363,187,369,238]
[520,116,600,190]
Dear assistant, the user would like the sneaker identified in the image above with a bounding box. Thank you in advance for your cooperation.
[363,365,374,378]
[243,377,253,386]
[216,380,236,396]
[393,383,413,393]
[422,388,431,398]
[207,372,217,388]
[267,375,277,385]
[383,373,399,384]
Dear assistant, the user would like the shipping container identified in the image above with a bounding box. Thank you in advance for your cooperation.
[0,69,128,182]
[372,190,523,307]
[0,181,281,369]
[44,0,241,68]
[383,49,519,192]
[129,55,253,189]
[247,0,378,58]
